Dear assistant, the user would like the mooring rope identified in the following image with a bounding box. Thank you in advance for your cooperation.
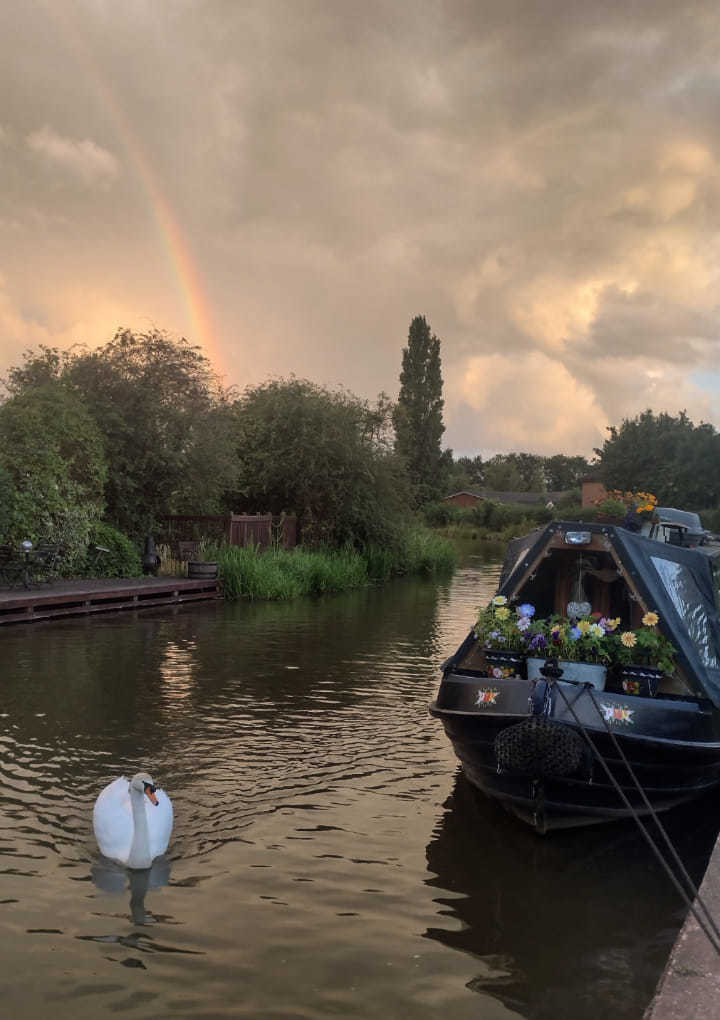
[551,681,720,956]
[584,686,720,949]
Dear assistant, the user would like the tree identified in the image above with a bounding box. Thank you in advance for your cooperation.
[543,454,591,491]
[227,378,410,548]
[447,454,484,493]
[595,409,720,509]
[0,382,107,564]
[6,330,239,536]
[392,316,450,505]
[482,452,545,492]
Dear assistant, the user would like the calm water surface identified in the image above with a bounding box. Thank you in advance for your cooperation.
[1,542,717,1019]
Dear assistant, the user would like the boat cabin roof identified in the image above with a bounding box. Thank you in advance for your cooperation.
[498,521,720,707]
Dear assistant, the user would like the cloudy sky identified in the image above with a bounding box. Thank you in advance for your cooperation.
[2,0,720,457]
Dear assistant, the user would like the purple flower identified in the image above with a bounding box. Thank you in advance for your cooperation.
[517,617,531,631]
[517,603,536,618]
[530,634,547,651]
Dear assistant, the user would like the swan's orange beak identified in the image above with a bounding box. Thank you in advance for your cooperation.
[145,788,159,806]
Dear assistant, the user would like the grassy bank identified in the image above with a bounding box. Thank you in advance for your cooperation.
[210,525,456,601]
[424,499,604,544]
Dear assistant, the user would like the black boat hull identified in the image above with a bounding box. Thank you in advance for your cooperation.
[431,672,720,832]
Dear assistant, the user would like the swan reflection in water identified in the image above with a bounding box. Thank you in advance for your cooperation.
[423,773,720,1020]
[91,854,172,925]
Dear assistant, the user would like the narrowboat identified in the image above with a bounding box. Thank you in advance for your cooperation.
[430,521,720,831]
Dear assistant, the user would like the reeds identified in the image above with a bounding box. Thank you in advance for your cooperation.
[210,526,456,601]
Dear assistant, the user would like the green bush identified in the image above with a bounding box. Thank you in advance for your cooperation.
[555,488,582,508]
[402,527,457,575]
[594,497,628,518]
[80,522,143,578]
[421,501,456,527]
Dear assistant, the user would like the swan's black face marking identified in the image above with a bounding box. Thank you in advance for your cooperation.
[143,781,159,805]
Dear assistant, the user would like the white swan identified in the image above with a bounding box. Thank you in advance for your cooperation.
[93,772,173,869]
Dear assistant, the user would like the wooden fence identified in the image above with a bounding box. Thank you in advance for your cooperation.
[159,514,297,552]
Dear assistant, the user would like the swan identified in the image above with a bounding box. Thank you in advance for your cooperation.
[93,772,173,869]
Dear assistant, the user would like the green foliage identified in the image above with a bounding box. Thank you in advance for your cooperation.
[211,544,369,600]
[541,617,614,664]
[211,523,454,600]
[6,330,238,537]
[555,488,582,508]
[482,452,546,492]
[228,378,410,550]
[80,522,142,578]
[0,382,107,567]
[611,614,677,675]
[595,409,720,509]
[421,501,460,527]
[543,454,591,490]
[594,497,628,518]
[400,526,457,575]
[446,454,483,493]
[364,524,455,579]
[392,316,449,505]
[475,597,530,652]
[442,452,588,500]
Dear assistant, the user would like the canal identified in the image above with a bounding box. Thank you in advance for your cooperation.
[1,541,717,1018]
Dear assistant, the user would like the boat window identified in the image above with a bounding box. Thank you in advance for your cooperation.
[651,556,720,668]
[508,540,535,581]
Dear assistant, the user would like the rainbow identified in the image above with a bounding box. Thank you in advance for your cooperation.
[39,2,224,374]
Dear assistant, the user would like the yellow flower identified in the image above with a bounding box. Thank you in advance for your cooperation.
[495,606,510,620]
[621,631,637,648]
[577,620,591,634]
[551,623,561,635]
[492,595,507,606]
[642,612,659,627]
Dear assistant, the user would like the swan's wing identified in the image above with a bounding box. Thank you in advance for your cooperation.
[93,776,132,864]
[147,788,173,860]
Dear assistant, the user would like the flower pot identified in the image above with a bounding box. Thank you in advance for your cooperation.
[527,657,548,682]
[187,560,218,580]
[620,664,663,697]
[484,649,526,680]
[557,660,607,691]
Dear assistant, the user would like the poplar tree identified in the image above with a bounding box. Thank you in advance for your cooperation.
[392,315,449,505]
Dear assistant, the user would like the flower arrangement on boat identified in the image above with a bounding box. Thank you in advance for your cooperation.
[475,596,679,689]
[474,596,536,652]
[611,611,677,676]
[531,614,616,665]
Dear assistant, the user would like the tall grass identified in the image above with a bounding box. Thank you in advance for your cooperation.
[210,524,456,601]
[210,543,368,601]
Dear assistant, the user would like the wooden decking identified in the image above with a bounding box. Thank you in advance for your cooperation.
[0,576,221,626]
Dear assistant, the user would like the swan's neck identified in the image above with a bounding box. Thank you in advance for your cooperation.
[128,787,152,869]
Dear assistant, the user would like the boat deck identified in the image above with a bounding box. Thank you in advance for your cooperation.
[0,576,222,626]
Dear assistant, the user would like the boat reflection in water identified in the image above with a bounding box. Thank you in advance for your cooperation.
[423,773,720,1020]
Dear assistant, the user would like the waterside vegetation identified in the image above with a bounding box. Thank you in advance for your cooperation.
[211,526,456,602]
[0,321,456,598]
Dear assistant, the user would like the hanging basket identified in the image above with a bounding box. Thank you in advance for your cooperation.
[619,664,663,697]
